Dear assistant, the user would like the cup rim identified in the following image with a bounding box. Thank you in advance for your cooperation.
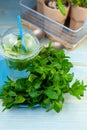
[0,26,41,60]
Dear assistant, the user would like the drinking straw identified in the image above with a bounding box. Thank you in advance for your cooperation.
[17,15,26,51]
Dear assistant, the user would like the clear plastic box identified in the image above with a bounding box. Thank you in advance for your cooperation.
[19,0,87,49]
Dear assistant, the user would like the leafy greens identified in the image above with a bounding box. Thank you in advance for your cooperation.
[0,43,87,112]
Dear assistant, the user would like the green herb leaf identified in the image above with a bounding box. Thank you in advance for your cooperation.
[8,91,17,97]
[45,88,58,99]
[56,0,66,15]
[69,80,87,99]
[14,95,25,103]
[52,101,62,112]
[29,91,40,98]
[33,80,42,89]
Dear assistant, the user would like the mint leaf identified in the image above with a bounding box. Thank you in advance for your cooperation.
[14,95,25,103]
[52,102,62,112]
[9,91,17,97]
[29,91,40,98]
[45,88,58,99]
[69,80,87,99]
[33,80,42,89]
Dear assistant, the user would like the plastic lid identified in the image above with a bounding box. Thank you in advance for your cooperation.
[0,26,41,60]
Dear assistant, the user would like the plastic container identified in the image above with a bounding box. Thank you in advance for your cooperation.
[19,0,87,49]
[0,26,41,80]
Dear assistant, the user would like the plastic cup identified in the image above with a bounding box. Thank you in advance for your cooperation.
[0,26,41,80]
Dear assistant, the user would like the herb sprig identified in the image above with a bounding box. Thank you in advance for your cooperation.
[0,43,87,112]
[69,0,87,7]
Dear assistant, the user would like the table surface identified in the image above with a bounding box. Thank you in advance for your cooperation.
[0,1,87,130]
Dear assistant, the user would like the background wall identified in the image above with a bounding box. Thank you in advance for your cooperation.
[0,0,20,25]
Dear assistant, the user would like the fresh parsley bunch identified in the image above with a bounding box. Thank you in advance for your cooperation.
[0,43,87,112]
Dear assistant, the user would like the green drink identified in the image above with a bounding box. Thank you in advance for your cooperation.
[0,27,40,80]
